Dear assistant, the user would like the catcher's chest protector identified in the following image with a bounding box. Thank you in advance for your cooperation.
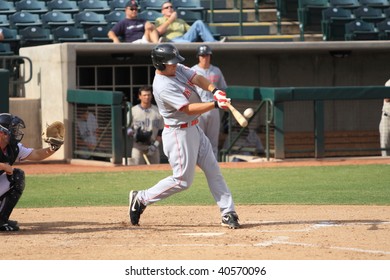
[0,143,19,176]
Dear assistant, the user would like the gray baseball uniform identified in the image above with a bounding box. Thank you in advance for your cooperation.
[136,64,236,216]
[191,64,227,159]
[379,100,390,156]
[130,104,164,164]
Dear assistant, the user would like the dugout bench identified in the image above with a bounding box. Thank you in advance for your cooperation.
[225,86,390,160]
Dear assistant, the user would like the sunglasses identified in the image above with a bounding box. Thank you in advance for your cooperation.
[128,7,138,11]
[163,5,173,9]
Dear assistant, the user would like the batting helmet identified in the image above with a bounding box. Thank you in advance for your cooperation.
[151,43,185,71]
[197,45,212,57]
[0,113,25,142]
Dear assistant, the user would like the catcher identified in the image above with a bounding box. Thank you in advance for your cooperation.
[0,113,64,232]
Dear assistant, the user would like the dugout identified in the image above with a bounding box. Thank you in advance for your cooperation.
[16,41,390,162]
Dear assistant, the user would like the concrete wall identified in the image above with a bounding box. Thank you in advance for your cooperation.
[17,41,390,160]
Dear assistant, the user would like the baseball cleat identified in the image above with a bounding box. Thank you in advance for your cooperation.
[0,222,20,232]
[221,212,240,229]
[128,190,146,226]
[7,220,18,227]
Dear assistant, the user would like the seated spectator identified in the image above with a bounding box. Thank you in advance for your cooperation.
[155,1,225,43]
[0,29,4,41]
[108,0,159,43]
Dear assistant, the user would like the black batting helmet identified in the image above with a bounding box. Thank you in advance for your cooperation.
[151,43,185,71]
[197,45,212,57]
[0,113,25,142]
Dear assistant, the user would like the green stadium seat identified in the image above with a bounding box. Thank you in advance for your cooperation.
[19,26,53,47]
[344,19,379,40]
[353,6,386,24]
[322,6,355,40]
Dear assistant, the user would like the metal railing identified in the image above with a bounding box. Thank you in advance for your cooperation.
[219,99,274,162]
[1,55,33,97]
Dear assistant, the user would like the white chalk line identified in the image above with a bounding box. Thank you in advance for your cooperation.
[254,236,390,255]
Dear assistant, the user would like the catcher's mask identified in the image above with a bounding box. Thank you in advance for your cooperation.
[0,113,25,143]
[151,43,185,71]
[197,45,212,57]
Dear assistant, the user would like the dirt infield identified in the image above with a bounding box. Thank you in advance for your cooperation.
[2,157,390,260]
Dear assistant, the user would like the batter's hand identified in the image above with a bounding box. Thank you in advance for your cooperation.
[212,88,227,102]
[216,98,231,110]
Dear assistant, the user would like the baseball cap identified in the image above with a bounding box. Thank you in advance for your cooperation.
[126,0,138,8]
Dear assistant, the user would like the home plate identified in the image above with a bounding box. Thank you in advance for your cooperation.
[180,232,225,237]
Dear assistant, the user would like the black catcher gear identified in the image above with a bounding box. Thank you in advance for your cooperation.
[0,113,25,143]
[151,43,185,71]
[0,169,25,230]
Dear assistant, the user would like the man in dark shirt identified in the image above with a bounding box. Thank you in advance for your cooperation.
[108,0,159,43]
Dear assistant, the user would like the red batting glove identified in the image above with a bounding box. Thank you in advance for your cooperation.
[212,88,227,101]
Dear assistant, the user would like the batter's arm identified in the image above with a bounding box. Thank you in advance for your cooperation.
[181,102,216,115]
[191,74,217,93]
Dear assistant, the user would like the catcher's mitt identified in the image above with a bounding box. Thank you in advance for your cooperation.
[42,121,65,151]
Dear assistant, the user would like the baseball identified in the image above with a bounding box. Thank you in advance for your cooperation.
[243,108,254,119]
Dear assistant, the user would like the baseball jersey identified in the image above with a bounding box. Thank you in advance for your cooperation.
[191,64,227,102]
[382,100,390,115]
[110,18,146,42]
[131,104,164,143]
[153,64,202,126]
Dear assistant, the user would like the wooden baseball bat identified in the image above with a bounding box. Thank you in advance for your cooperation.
[143,153,151,165]
[226,103,248,127]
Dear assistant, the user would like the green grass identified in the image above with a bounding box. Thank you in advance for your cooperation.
[19,164,390,208]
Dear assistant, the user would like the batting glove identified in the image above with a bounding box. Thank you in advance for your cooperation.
[147,140,159,156]
[212,88,227,102]
[214,98,231,110]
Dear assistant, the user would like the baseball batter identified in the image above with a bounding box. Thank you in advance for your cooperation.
[128,43,240,229]
[192,45,227,159]
[0,113,63,231]
[127,86,164,165]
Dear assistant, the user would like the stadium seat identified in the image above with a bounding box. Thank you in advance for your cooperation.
[172,0,205,11]
[0,27,21,51]
[109,0,127,11]
[47,0,80,15]
[41,11,75,29]
[297,0,330,36]
[104,10,125,26]
[376,18,390,39]
[52,25,88,42]
[344,19,379,40]
[329,0,361,9]
[383,7,390,17]
[139,0,166,11]
[0,14,9,27]
[78,0,111,14]
[85,25,112,42]
[0,0,16,16]
[173,0,206,22]
[321,6,355,40]
[74,11,108,28]
[353,6,386,24]
[0,42,14,56]
[9,11,43,30]
[176,9,204,24]
[137,10,162,23]
[15,0,49,15]
[19,26,54,47]
[358,0,390,8]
